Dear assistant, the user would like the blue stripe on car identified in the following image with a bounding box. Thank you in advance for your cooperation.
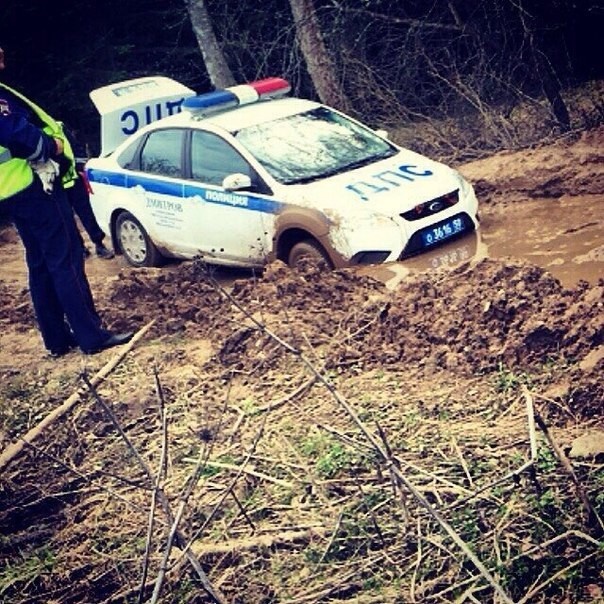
[87,169,283,214]
[87,169,128,188]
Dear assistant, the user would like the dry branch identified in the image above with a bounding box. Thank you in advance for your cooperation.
[187,459,293,489]
[445,387,539,512]
[255,375,317,413]
[532,399,604,535]
[149,380,244,603]
[138,368,169,603]
[517,551,601,604]
[84,372,225,604]
[0,320,155,473]
[191,527,328,557]
[209,277,515,604]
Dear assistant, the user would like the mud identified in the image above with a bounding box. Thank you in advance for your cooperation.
[0,125,602,604]
[106,257,602,420]
[1,127,603,412]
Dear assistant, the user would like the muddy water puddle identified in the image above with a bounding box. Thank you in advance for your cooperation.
[2,194,601,292]
[359,194,603,289]
[153,193,603,291]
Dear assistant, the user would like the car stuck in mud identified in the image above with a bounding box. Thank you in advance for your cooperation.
[85,76,479,269]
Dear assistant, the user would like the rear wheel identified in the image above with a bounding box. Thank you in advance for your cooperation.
[116,211,162,267]
[288,239,333,270]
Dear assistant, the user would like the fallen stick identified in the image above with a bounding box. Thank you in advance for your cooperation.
[533,406,604,534]
[210,278,515,604]
[256,375,317,413]
[0,320,155,474]
[184,459,293,489]
[192,527,328,557]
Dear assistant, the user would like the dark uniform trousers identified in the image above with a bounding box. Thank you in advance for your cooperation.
[6,177,111,353]
[67,174,106,246]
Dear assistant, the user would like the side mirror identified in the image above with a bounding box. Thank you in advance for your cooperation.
[223,173,252,191]
[375,129,389,139]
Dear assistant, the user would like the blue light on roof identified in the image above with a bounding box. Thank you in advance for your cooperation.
[183,90,238,114]
[183,78,291,117]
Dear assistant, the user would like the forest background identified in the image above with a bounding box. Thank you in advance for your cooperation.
[1,0,603,162]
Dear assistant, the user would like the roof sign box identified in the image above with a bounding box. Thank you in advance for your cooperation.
[90,76,195,156]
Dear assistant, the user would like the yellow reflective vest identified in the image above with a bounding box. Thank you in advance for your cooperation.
[0,82,76,201]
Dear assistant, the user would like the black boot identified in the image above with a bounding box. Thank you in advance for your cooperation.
[95,243,115,259]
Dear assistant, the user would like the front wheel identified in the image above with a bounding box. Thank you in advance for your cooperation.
[288,239,333,270]
[115,211,162,267]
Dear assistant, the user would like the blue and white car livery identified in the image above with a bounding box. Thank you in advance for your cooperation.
[85,75,479,269]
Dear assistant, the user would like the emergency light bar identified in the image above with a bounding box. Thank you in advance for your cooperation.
[183,77,291,116]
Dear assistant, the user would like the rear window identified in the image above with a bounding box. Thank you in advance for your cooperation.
[139,129,184,177]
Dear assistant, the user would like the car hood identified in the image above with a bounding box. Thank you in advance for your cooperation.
[280,149,461,216]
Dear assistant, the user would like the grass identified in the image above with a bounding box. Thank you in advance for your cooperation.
[0,375,64,439]
[0,547,55,599]
[2,351,601,604]
[494,362,531,393]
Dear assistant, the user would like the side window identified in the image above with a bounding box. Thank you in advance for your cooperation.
[140,129,183,177]
[191,130,251,186]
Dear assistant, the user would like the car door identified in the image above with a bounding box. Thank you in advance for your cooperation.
[183,129,275,266]
[126,127,199,257]
[129,126,236,260]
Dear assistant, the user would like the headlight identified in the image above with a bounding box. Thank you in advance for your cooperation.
[455,171,475,198]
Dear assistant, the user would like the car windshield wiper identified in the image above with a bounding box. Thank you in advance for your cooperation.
[285,149,397,185]
[323,148,399,177]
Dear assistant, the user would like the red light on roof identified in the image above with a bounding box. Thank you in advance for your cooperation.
[249,77,291,97]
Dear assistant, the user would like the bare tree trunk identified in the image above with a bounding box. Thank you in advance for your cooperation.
[288,0,350,111]
[184,0,235,89]
[515,0,570,132]
[531,48,571,132]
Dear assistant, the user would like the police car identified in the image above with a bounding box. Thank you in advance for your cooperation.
[85,76,479,269]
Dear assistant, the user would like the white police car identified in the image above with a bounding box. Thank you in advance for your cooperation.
[85,76,479,269]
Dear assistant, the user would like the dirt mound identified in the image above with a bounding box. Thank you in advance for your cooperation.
[2,247,599,419]
[377,260,602,371]
[101,266,229,335]
[460,125,604,202]
[80,256,602,419]
[99,257,602,374]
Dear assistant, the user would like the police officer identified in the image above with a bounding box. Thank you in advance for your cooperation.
[0,45,133,356]
[62,125,115,260]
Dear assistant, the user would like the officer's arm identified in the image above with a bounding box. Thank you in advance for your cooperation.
[0,114,58,162]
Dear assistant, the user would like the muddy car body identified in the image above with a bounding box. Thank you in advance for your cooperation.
[85,76,479,269]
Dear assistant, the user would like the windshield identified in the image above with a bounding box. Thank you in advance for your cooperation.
[234,106,397,184]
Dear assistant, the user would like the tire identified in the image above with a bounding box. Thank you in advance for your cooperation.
[288,239,333,270]
[115,211,162,267]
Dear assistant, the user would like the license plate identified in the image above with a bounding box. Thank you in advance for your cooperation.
[420,216,467,247]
